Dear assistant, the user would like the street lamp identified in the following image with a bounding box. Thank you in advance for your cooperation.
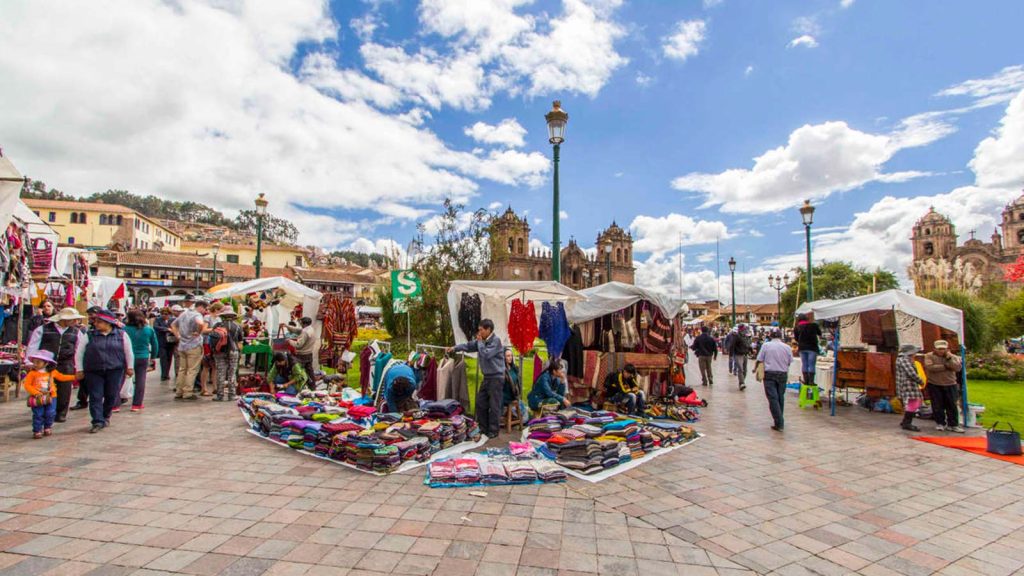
[799,199,815,302]
[545,100,568,282]
[254,193,268,279]
[768,273,789,324]
[212,242,220,284]
[604,244,612,285]
[728,257,737,326]
[194,260,200,294]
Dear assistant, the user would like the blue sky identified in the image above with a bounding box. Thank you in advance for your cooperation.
[2,0,1023,302]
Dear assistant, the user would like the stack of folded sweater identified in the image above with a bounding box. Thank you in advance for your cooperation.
[395,436,430,462]
[532,460,567,483]
[525,416,562,441]
[598,439,621,469]
[453,459,481,484]
[428,460,457,484]
[480,460,509,484]
[372,445,401,474]
[505,461,538,483]
[422,399,462,418]
[319,421,363,456]
[552,440,604,475]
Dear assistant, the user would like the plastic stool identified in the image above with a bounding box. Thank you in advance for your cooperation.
[799,383,820,409]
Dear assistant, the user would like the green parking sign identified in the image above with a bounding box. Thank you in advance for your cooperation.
[391,270,422,305]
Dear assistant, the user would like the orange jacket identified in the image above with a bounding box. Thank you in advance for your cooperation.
[22,369,74,397]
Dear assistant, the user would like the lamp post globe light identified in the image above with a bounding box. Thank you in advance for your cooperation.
[728,257,737,326]
[254,193,269,279]
[799,199,815,302]
[604,244,612,285]
[768,273,789,325]
[545,100,568,282]
[194,261,201,294]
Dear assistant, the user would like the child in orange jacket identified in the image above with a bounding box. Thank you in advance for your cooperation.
[23,350,74,439]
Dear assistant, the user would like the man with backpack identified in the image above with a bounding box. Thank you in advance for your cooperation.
[211,309,244,402]
[728,324,753,391]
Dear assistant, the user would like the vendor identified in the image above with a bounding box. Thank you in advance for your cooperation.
[289,317,317,386]
[528,360,568,412]
[923,340,963,433]
[383,362,418,413]
[447,318,504,439]
[603,363,645,416]
[268,352,308,395]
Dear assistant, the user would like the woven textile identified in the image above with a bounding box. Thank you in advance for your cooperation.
[508,299,539,355]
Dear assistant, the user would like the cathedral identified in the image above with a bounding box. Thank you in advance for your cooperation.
[489,207,635,290]
[908,193,1024,294]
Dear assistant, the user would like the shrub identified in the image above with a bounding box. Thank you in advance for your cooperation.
[966,352,1024,380]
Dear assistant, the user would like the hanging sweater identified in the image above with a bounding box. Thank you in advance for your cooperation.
[508,299,539,355]
[539,302,572,358]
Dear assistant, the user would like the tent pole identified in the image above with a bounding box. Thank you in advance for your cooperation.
[960,343,968,428]
[831,324,839,417]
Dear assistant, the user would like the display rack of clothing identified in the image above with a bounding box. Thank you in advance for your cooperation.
[508,298,539,355]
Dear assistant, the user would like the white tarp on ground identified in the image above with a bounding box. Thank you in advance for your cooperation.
[795,289,964,341]
[568,281,688,323]
[208,276,324,329]
[0,155,24,231]
[446,280,587,346]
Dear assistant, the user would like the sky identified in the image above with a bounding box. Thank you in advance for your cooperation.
[1,0,1023,304]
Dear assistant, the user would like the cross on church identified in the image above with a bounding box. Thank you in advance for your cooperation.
[969,229,976,240]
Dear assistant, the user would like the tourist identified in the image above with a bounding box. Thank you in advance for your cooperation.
[289,317,317,387]
[22,350,69,438]
[170,296,207,401]
[383,361,418,412]
[895,344,925,432]
[924,340,964,433]
[756,329,792,432]
[198,301,223,396]
[690,325,718,387]
[268,352,307,395]
[26,307,84,423]
[212,309,244,401]
[793,314,822,386]
[74,309,134,433]
[723,328,738,375]
[154,307,176,382]
[448,318,504,439]
[603,363,646,416]
[728,324,752,391]
[123,309,158,412]
[25,299,55,339]
[529,360,569,412]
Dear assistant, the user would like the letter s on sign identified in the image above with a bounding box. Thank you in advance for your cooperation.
[396,271,418,296]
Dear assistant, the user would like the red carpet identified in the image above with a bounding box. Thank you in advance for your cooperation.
[913,436,1024,466]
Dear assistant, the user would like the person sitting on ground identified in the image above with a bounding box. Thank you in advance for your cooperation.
[502,348,527,423]
[603,363,646,416]
[528,360,569,413]
[268,352,307,396]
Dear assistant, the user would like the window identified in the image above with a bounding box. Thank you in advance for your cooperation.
[79,213,86,223]
[134,218,139,229]
[517,238,524,255]
[1018,230,1024,244]
[100,214,107,225]
[924,241,934,256]
[33,211,39,217]
[141,270,151,279]
[115,215,122,225]
[1019,213,1024,221]
[71,213,78,224]
[616,247,621,263]
[68,237,75,245]
[508,238,514,253]
[226,255,239,264]
[48,211,56,222]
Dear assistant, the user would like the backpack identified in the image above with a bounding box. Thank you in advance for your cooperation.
[210,325,230,354]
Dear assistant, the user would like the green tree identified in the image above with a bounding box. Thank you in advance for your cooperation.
[925,289,997,353]
[993,290,1024,341]
[780,262,899,324]
[234,209,299,244]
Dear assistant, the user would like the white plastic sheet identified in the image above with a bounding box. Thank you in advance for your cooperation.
[0,155,24,231]
[567,282,688,323]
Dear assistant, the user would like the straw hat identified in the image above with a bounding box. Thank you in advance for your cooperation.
[51,307,85,322]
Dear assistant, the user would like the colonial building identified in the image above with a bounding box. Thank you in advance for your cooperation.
[908,194,1024,294]
[289,266,379,304]
[488,207,635,290]
[23,198,183,251]
[181,241,309,270]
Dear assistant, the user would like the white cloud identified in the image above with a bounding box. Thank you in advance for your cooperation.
[529,238,548,254]
[696,252,715,264]
[970,89,1024,190]
[662,20,706,62]
[350,13,382,41]
[748,229,764,238]
[787,35,818,49]
[629,214,730,256]
[348,237,405,260]
[744,65,754,77]
[458,149,550,187]
[840,0,855,8]
[419,0,534,58]
[703,0,724,8]
[360,44,492,111]
[299,51,402,108]
[488,201,503,211]
[464,118,527,148]
[635,72,653,87]
[559,210,569,220]
[937,65,1024,108]
[793,16,821,36]
[614,171,624,177]
[671,119,944,214]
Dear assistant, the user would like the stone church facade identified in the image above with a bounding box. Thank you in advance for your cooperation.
[908,193,1024,294]
[489,207,635,290]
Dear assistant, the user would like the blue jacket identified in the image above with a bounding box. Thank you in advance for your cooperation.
[527,370,566,410]
[453,333,504,377]
[383,363,417,412]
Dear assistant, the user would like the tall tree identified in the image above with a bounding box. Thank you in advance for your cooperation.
[779,262,900,324]
[234,209,299,244]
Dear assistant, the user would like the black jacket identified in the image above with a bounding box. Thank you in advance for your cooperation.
[691,333,718,358]
[794,321,822,352]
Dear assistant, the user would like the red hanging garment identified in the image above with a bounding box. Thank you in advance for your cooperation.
[508,299,538,355]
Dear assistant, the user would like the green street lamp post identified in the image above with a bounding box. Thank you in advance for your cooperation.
[728,257,737,326]
[604,244,612,284]
[545,101,568,282]
[800,199,815,302]
[768,273,789,325]
[254,193,268,279]
[211,242,220,285]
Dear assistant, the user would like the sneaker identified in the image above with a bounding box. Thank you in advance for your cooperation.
[950,426,966,433]
[935,425,946,431]
[130,405,142,412]
[174,394,184,400]
[33,432,42,439]
[112,406,120,413]
[89,425,102,434]
[213,396,224,402]
[70,404,87,411]
[182,395,199,401]
[43,429,52,436]
[739,384,746,391]
[771,426,784,432]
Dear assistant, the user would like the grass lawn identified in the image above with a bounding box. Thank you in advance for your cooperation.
[968,379,1024,431]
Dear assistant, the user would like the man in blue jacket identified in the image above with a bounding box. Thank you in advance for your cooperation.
[449,319,503,439]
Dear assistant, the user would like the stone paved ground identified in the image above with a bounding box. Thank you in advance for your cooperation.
[0,357,1022,576]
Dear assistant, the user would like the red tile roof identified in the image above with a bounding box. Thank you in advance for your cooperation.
[24,198,135,213]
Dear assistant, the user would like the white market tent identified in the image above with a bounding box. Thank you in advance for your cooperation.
[13,201,60,276]
[207,276,324,327]
[0,153,25,232]
[446,280,586,346]
[568,281,688,324]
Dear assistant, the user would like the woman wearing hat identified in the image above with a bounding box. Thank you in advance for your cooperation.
[26,307,86,422]
[895,344,925,432]
[74,309,135,433]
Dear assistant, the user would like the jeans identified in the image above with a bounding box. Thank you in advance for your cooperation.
[175,346,203,398]
[132,358,149,407]
[929,385,960,427]
[698,356,714,386]
[763,370,787,429]
[274,376,297,396]
[728,353,737,374]
[159,341,177,380]
[476,375,504,438]
[31,402,56,433]
[85,368,126,426]
[799,350,817,376]
[735,355,748,387]
[614,391,646,415]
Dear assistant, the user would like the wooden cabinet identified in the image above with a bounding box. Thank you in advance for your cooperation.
[836,350,895,396]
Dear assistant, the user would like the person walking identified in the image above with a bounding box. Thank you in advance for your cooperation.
[154,307,176,382]
[74,310,134,433]
[755,329,792,432]
[923,340,964,433]
[728,324,752,391]
[124,310,158,412]
[895,344,925,432]
[212,309,244,401]
[793,314,822,386]
[690,326,718,387]
[26,307,85,423]
[723,328,738,375]
[448,319,504,439]
[289,317,317,389]
[22,350,68,438]
[170,296,207,401]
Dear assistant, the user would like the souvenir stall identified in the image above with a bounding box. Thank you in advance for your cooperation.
[88,276,126,310]
[797,290,967,421]
[318,292,358,373]
[566,282,689,407]
[1,155,30,400]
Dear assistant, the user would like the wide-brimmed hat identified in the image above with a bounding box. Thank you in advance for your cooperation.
[899,344,920,355]
[52,307,85,322]
[171,305,184,312]
[219,309,238,318]
[933,340,949,350]
[93,309,120,326]
[28,350,55,364]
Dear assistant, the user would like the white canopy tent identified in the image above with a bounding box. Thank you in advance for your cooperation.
[0,154,25,232]
[12,201,60,277]
[446,280,586,346]
[207,276,324,331]
[568,281,688,324]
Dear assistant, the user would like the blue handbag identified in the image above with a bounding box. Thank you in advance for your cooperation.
[986,422,1022,456]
